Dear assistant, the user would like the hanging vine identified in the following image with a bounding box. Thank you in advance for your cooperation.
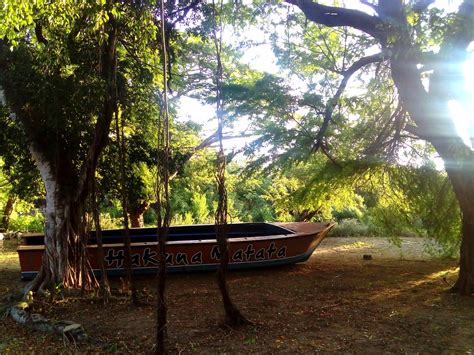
[114,85,139,304]
[211,0,251,327]
[155,0,172,352]
[90,174,111,301]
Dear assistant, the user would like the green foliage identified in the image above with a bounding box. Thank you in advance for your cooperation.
[7,200,44,233]
[97,212,122,230]
[333,207,363,222]
[143,207,158,226]
[364,164,461,255]
[191,192,210,224]
[230,166,275,222]
[0,108,43,201]
[9,214,44,233]
[329,219,379,238]
[0,159,11,203]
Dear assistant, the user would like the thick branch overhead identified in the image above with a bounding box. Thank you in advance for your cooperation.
[313,53,385,152]
[412,0,436,13]
[285,0,385,40]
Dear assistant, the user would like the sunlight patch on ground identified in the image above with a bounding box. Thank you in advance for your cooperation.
[404,267,458,289]
[0,251,19,267]
[370,266,459,302]
[0,241,20,271]
[336,241,373,250]
[427,267,459,279]
[419,267,459,283]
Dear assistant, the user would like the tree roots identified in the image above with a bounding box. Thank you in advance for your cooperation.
[5,295,88,345]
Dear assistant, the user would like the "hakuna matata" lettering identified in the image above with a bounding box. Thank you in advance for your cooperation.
[104,242,287,268]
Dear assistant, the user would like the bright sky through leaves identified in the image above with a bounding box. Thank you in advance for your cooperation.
[178,0,473,158]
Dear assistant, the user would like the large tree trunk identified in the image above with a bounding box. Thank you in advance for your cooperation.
[431,139,474,294]
[453,186,474,294]
[391,40,474,294]
[1,194,15,232]
[129,201,148,228]
[380,0,474,294]
[393,83,474,294]
[25,148,86,293]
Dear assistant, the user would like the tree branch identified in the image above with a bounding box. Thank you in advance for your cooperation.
[320,142,341,168]
[168,131,251,180]
[412,0,435,13]
[0,181,11,188]
[194,130,219,151]
[194,131,252,151]
[312,52,385,152]
[169,0,201,24]
[34,23,48,45]
[360,0,378,13]
[285,0,385,41]
[418,0,474,137]
[76,12,118,203]
[404,124,423,138]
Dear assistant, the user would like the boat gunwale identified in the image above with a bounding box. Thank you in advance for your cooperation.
[17,222,335,251]
[17,231,320,251]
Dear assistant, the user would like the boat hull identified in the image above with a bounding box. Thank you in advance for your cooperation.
[17,222,334,280]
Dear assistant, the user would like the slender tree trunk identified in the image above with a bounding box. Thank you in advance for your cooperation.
[115,109,138,304]
[214,156,250,326]
[156,223,169,354]
[91,177,111,301]
[215,224,250,326]
[156,2,171,351]
[129,211,143,228]
[121,190,136,303]
[1,194,15,232]
[211,0,250,326]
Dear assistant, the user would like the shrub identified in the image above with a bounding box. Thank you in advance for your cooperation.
[329,219,379,237]
[9,213,44,233]
[99,213,122,230]
[143,207,157,226]
[332,207,363,221]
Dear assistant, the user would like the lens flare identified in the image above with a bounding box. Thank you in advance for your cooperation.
[448,52,474,150]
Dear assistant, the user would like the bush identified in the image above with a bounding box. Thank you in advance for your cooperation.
[329,219,380,237]
[143,207,157,226]
[9,213,44,233]
[173,212,194,225]
[332,207,362,222]
[99,213,122,230]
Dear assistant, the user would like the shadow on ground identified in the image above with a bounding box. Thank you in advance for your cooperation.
[1,237,473,353]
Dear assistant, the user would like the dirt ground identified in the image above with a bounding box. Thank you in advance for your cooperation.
[1,236,474,354]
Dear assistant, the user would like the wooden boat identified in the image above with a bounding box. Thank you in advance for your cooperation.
[17,222,335,280]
